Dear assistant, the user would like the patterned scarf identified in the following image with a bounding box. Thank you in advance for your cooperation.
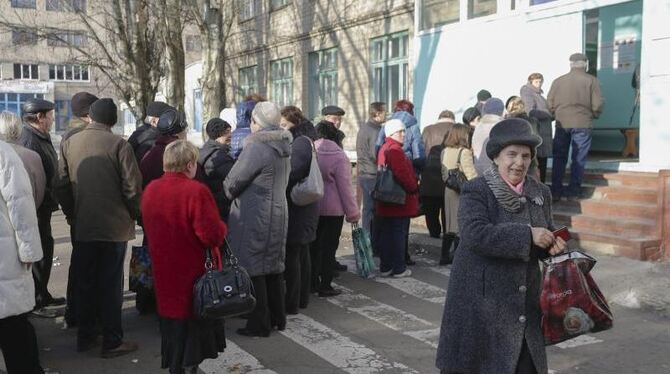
[483,166,544,213]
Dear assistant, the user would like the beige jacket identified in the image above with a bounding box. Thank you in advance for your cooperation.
[547,68,603,128]
[441,147,478,182]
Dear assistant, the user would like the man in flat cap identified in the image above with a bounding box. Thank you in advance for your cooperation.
[319,105,346,148]
[18,98,65,316]
[128,101,172,163]
[548,52,603,201]
[56,92,98,327]
[58,98,141,358]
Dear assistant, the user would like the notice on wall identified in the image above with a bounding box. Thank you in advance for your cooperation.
[599,43,614,71]
[613,37,637,74]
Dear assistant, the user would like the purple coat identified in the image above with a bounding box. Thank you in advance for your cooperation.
[314,139,360,222]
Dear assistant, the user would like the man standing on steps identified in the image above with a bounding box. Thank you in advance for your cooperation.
[18,98,65,317]
[548,52,603,202]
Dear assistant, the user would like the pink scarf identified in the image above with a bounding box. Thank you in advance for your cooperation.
[500,173,524,195]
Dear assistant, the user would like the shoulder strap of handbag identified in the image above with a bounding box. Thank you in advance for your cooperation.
[456,148,464,170]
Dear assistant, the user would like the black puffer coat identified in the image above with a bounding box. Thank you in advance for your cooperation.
[286,120,319,246]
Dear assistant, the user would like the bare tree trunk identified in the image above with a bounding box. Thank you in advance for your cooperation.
[160,0,186,111]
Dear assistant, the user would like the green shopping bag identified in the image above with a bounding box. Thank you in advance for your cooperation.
[352,223,377,278]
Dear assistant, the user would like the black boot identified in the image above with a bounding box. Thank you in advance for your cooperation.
[440,233,455,265]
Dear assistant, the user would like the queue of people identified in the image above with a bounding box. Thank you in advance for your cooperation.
[0,51,600,374]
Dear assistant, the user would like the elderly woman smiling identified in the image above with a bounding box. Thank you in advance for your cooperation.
[436,118,567,374]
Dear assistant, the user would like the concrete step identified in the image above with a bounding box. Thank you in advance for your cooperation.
[603,172,659,189]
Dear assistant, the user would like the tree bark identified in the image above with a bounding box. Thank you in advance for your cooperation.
[160,0,186,111]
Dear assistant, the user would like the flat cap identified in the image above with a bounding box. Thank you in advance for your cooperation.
[569,52,588,62]
[321,105,345,116]
[21,98,55,114]
[71,92,99,117]
[146,101,173,117]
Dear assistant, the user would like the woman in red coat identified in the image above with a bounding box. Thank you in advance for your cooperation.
[141,140,227,374]
[376,119,419,277]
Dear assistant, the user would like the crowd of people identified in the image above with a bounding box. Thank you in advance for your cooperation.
[0,51,601,374]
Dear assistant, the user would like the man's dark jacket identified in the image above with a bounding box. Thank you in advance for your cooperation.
[18,124,59,211]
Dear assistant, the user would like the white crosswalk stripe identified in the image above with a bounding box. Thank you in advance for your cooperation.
[329,284,440,348]
[339,257,447,304]
[200,340,277,374]
[280,314,420,373]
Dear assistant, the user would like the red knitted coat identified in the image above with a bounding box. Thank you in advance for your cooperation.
[141,172,227,319]
[375,138,419,217]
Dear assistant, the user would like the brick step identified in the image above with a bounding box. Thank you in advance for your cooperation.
[571,230,663,261]
[578,200,657,220]
[547,171,659,189]
[590,185,658,204]
[569,214,657,237]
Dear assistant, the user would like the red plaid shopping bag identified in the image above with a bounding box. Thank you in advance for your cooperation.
[540,251,613,345]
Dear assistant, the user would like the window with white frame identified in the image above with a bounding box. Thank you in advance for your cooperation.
[238,65,258,100]
[47,31,88,47]
[420,0,459,30]
[13,64,39,80]
[270,57,293,107]
[46,0,87,12]
[11,0,36,9]
[468,0,496,19]
[239,0,256,21]
[530,0,559,5]
[48,64,90,81]
[270,0,290,10]
[370,32,409,112]
[308,48,338,119]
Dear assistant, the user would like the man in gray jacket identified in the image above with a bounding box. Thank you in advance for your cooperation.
[356,102,386,234]
[548,52,603,201]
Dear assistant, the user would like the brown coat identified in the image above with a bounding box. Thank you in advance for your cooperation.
[547,68,603,128]
[422,120,454,153]
[57,123,142,242]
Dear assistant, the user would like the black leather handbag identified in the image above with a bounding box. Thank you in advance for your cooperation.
[445,148,468,193]
[193,241,256,319]
[372,163,406,205]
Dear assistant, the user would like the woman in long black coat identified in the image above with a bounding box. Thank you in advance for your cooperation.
[436,118,567,374]
[280,106,319,314]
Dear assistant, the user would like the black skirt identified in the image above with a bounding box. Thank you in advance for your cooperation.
[159,317,226,373]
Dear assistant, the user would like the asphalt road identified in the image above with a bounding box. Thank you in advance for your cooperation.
[2,213,670,374]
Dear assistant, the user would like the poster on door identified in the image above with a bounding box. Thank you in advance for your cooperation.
[598,36,637,74]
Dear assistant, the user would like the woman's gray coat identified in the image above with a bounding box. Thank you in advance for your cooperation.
[520,84,553,158]
[224,128,292,277]
[436,168,555,374]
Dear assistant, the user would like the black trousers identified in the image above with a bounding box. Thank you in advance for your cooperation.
[73,241,126,350]
[422,196,445,238]
[33,207,55,307]
[515,339,538,374]
[284,243,311,313]
[0,313,44,374]
[246,274,286,334]
[310,216,344,290]
[65,225,79,326]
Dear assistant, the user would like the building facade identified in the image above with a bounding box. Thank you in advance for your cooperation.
[219,0,415,151]
[0,0,119,135]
